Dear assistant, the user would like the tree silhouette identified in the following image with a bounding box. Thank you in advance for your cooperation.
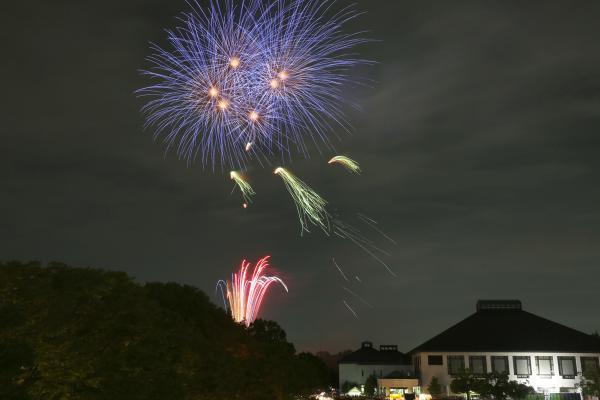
[0,261,328,400]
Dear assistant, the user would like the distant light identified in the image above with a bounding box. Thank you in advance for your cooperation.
[229,57,240,68]
[278,70,289,80]
[249,110,259,121]
[245,142,253,151]
[270,78,280,89]
[208,86,219,97]
[243,203,248,209]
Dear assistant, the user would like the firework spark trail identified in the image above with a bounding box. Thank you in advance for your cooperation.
[342,286,373,308]
[332,219,397,277]
[355,276,362,283]
[138,0,370,169]
[230,171,256,205]
[332,257,349,281]
[358,213,397,245]
[274,167,329,234]
[274,167,396,276]
[342,299,359,319]
[328,155,361,174]
[216,255,287,326]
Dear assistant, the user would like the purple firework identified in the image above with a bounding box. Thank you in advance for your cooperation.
[138,0,369,169]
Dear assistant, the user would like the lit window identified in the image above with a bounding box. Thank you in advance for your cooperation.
[535,356,554,377]
[491,356,509,374]
[558,357,577,378]
[581,357,600,374]
[428,355,443,365]
[513,356,531,377]
[448,356,465,375]
[469,356,487,374]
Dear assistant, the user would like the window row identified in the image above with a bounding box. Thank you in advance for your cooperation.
[426,355,599,377]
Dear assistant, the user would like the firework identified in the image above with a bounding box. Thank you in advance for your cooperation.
[274,167,396,275]
[230,171,256,205]
[358,213,397,244]
[332,218,397,277]
[328,155,361,174]
[217,255,287,326]
[332,257,349,282]
[138,0,369,169]
[274,167,329,234]
[342,286,373,308]
[342,299,359,319]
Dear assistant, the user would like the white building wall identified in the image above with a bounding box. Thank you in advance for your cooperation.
[339,363,413,390]
[415,351,600,396]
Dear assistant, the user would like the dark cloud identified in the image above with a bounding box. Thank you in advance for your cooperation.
[2,0,600,352]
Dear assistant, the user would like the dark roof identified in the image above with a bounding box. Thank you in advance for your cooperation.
[411,300,600,353]
[340,341,411,365]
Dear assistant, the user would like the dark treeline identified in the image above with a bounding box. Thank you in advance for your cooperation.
[0,261,329,400]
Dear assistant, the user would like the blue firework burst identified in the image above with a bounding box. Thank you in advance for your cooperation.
[138,0,369,169]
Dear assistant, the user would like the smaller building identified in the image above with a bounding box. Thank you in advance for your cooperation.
[339,341,412,395]
[377,370,420,400]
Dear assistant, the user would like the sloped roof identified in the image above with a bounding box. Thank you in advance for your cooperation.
[340,342,411,365]
[410,301,600,353]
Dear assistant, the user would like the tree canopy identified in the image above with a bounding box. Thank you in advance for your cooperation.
[450,371,534,400]
[580,366,600,397]
[428,376,443,397]
[0,261,328,400]
[450,369,486,400]
[364,374,377,396]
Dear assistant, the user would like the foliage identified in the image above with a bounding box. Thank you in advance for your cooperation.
[450,369,487,400]
[0,261,328,400]
[477,373,535,400]
[428,376,443,396]
[364,374,377,396]
[579,366,600,397]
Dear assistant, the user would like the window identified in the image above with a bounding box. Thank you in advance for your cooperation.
[428,355,443,365]
[448,355,465,375]
[470,356,487,374]
[513,356,531,377]
[491,356,509,374]
[581,357,600,374]
[558,357,577,378]
[535,356,554,377]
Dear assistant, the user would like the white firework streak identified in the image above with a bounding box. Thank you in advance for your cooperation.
[341,286,373,308]
[332,257,349,282]
[342,299,359,319]
[357,213,397,245]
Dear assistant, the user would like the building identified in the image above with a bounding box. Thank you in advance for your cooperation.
[339,341,413,394]
[377,370,420,399]
[411,300,600,397]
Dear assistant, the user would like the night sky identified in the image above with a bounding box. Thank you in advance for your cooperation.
[4,0,600,353]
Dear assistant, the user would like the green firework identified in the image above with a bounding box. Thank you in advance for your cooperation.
[230,171,255,205]
[328,155,361,174]
[274,167,329,235]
